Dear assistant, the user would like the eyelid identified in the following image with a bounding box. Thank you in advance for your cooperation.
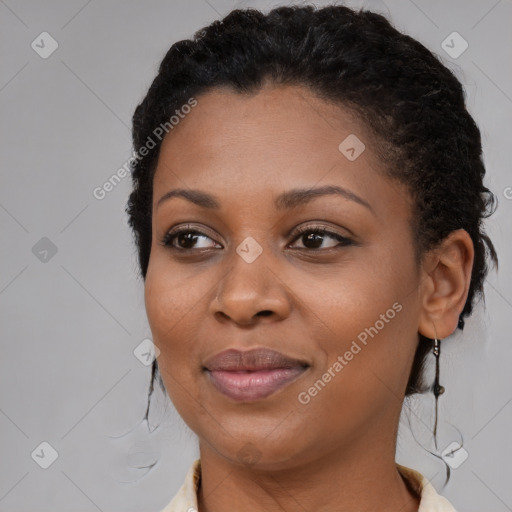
[288,221,353,240]
[167,223,215,236]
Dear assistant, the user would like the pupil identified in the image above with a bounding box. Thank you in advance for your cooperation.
[304,232,323,249]
[179,232,197,248]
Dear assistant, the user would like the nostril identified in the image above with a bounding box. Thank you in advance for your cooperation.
[258,310,273,317]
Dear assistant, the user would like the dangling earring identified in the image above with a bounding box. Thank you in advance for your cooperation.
[432,337,445,449]
[406,334,458,486]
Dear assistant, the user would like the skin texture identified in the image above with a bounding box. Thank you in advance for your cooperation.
[144,84,474,512]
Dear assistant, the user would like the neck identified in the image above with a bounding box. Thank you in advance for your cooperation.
[196,433,420,512]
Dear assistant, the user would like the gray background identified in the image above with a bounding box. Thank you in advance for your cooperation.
[1,0,511,510]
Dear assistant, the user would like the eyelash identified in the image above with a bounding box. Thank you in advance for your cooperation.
[160,223,353,253]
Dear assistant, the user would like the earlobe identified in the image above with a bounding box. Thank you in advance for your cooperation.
[418,229,474,340]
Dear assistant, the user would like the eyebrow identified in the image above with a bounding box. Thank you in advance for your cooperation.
[156,185,374,214]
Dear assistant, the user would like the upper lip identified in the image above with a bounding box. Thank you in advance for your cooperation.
[203,348,310,372]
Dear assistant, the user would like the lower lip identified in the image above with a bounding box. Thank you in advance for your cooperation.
[206,367,307,402]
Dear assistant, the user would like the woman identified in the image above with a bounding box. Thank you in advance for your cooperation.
[126,4,498,511]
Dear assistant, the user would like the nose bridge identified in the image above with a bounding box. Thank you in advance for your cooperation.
[212,235,290,323]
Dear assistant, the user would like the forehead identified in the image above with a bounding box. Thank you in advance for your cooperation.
[156,84,367,167]
[152,84,410,220]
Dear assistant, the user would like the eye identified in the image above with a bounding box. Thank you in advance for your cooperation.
[288,225,353,250]
[160,225,222,251]
[160,223,353,253]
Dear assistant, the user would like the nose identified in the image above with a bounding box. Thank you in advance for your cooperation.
[210,252,292,326]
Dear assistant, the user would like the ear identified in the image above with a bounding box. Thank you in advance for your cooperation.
[418,229,474,340]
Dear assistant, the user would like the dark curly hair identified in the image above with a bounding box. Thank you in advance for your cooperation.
[125,4,498,415]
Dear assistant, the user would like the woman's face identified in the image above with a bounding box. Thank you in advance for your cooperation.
[145,84,424,469]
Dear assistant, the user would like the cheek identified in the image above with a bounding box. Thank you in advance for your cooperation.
[297,253,410,344]
[144,251,207,336]
[299,241,419,402]
[144,259,206,380]
[144,261,225,435]
[294,301,416,441]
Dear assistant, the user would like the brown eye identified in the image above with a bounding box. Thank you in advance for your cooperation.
[161,227,221,251]
[289,227,353,250]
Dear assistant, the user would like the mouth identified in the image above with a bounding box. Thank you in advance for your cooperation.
[203,348,310,402]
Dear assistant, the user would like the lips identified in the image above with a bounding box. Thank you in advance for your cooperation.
[203,348,309,402]
[204,348,308,372]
